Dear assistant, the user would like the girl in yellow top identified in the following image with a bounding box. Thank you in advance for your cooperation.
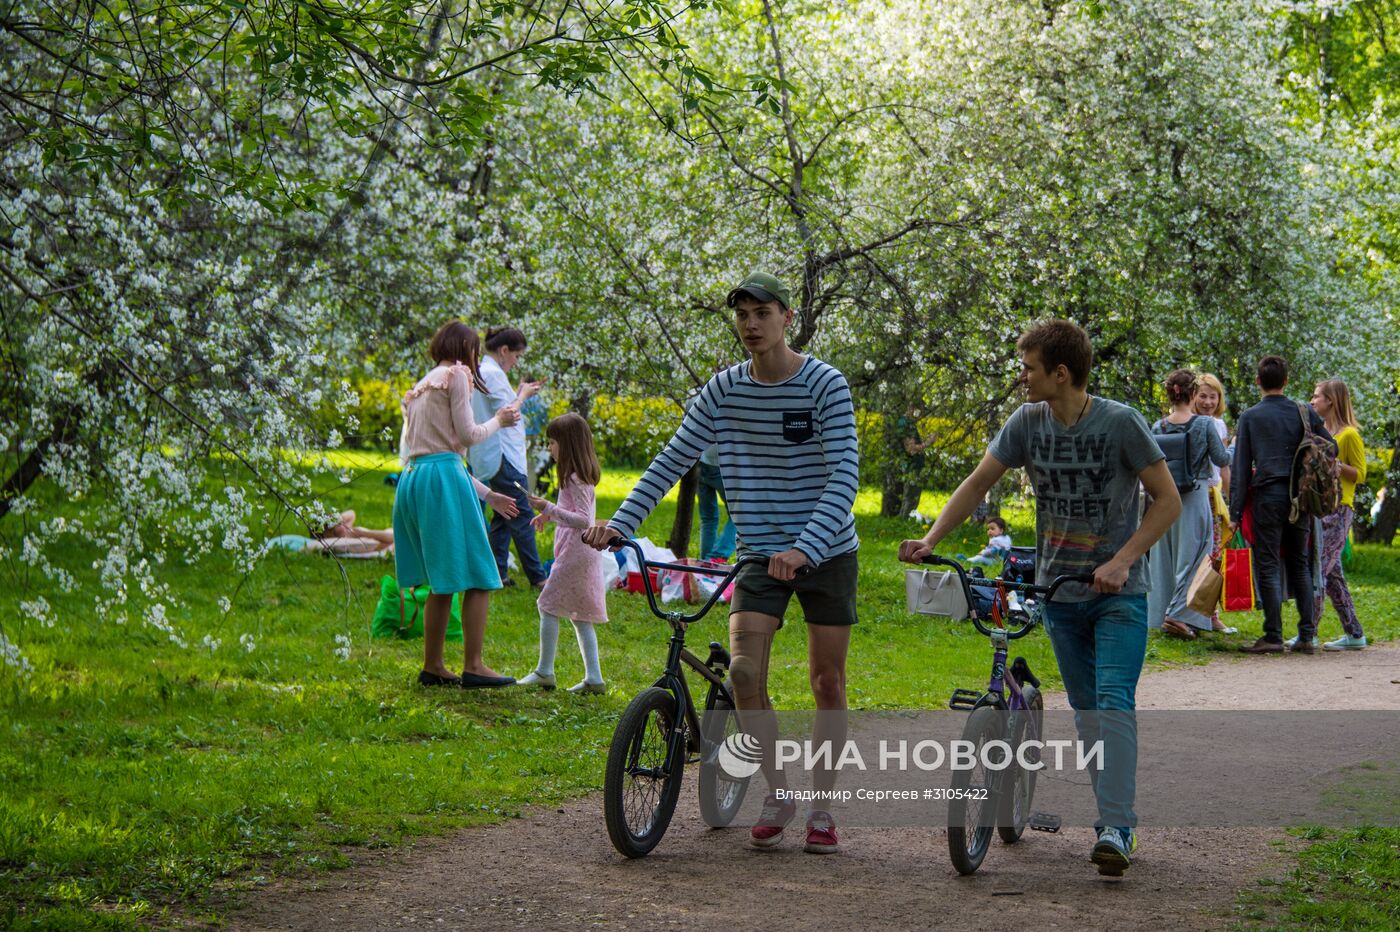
[1310,379,1367,650]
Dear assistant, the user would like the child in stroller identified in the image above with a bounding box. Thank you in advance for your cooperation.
[958,516,1012,570]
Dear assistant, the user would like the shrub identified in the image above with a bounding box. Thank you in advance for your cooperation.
[323,383,1002,485]
[856,410,985,490]
[347,378,409,449]
[305,376,412,451]
[585,395,683,468]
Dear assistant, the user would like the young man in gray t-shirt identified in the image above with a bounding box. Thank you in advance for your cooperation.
[900,320,1180,876]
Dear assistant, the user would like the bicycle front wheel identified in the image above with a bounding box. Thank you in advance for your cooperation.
[604,687,685,858]
[698,681,751,827]
[947,706,1003,875]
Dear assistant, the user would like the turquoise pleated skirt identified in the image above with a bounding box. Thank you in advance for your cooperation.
[392,453,502,593]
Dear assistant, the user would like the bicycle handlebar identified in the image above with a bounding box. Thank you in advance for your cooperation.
[919,554,1096,639]
[606,537,767,625]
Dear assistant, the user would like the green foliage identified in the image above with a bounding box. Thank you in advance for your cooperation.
[323,387,995,480]
[855,410,984,490]
[2,0,734,211]
[336,378,409,450]
[487,0,1396,441]
[585,395,684,468]
[352,379,407,450]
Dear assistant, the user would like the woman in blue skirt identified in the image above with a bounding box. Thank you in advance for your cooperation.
[395,320,522,688]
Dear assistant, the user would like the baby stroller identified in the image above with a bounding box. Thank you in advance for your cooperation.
[967,546,1037,616]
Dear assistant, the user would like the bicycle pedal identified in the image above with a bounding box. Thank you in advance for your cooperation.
[1029,811,1061,833]
[948,688,982,710]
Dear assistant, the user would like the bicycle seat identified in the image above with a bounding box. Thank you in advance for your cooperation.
[705,641,731,670]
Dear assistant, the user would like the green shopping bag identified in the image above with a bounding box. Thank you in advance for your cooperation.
[370,575,463,641]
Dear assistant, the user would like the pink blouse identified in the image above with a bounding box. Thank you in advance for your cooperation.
[399,364,500,498]
[537,476,608,624]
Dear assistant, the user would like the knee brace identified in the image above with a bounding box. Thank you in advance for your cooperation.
[727,627,774,708]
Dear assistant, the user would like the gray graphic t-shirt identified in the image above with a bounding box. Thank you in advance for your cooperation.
[989,397,1164,602]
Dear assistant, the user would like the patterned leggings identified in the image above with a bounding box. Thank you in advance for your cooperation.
[1207,488,1228,628]
[1314,506,1363,639]
[1207,511,1223,628]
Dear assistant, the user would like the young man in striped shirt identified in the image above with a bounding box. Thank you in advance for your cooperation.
[583,272,860,854]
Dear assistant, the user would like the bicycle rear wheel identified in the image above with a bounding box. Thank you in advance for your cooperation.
[998,684,1043,843]
[947,706,1002,875]
[698,681,751,827]
[604,686,685,858]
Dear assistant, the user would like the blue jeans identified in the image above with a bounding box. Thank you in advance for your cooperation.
[1042,592,1147,830]
[697,463,735,560]
[485,458,546,585]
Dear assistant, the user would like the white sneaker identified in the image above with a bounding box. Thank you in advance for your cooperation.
[567,680,606,695]
[1322,635,1367,651]
[1283,635,1319,650]
[518,670,556,690]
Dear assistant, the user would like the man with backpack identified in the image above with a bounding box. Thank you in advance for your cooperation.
[1229,355,1336,654]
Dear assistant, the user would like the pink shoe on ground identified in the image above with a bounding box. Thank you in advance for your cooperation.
[804,810,839,854]
[750,795,797,848]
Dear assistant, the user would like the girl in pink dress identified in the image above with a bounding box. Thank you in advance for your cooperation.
[518,413,609,694]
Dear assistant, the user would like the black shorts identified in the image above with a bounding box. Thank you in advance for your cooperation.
[729,550,859,627]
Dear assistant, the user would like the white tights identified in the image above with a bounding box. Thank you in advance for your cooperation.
[536,611,602,684]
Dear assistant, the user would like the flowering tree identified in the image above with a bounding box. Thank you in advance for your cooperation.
[3,0,1398,676]
[1279,0,1400,542]
[459,0,1394,514]
[0,0,736,668]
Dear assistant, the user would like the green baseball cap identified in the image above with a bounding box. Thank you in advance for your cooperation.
[726,272,791,310]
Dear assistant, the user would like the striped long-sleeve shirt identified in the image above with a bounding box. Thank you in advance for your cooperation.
[608,357,860,566]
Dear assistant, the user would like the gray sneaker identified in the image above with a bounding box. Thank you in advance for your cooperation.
[1090,827,1136,876]
[567,680,606,695]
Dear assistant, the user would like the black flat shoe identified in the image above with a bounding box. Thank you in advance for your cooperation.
[460,672,517,689]
[418,670,463,687]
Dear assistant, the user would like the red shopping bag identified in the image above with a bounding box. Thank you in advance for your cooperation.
[1221,530,1255,612]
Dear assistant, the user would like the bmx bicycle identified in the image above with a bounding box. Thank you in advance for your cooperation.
[919,554,1093,875]
[602,538,762,858]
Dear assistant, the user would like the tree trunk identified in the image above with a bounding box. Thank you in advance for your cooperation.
[667,464,699,558]
[2,398,82,520]
[986,482,1004,520]
[878,409,906,517]
[880,473,902,518]
[1,446,50,521]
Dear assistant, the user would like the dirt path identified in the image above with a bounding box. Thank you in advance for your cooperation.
[227,643,1400,931]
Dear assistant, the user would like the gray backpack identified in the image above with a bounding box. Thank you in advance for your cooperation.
[1152,417,1198,494]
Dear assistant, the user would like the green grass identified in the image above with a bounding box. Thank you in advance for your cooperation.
[1236,827,1400,929]
[1,454,1398,927]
